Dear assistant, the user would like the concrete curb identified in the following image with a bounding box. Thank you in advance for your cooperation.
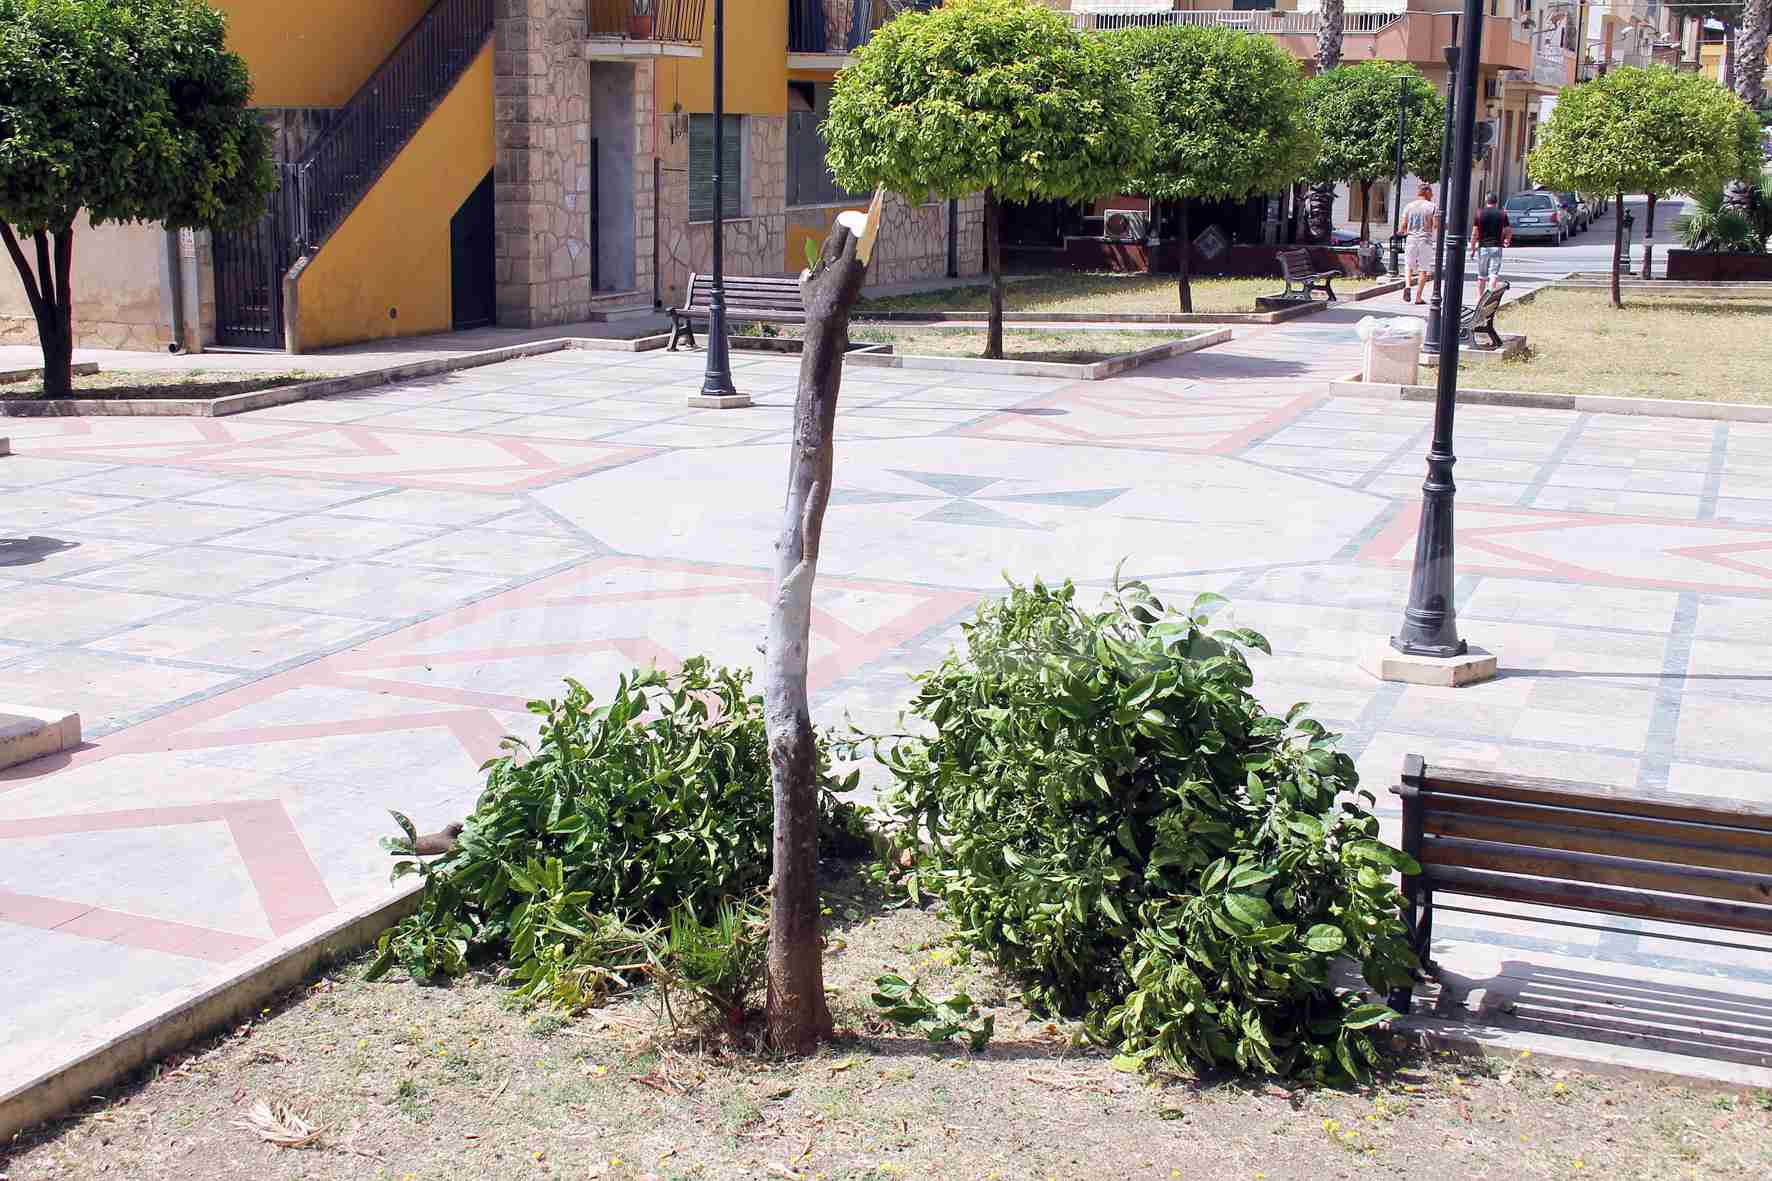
[0,884,423,1140]
[0,337,667,419]
[0,362,99,385]
[1325,374,1772,423]
[843,328,1233,380]
[0,703,80,772]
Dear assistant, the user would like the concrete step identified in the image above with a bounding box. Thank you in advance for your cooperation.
[0,704,80,771]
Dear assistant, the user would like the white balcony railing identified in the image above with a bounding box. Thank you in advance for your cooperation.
[1065,9,1404,36]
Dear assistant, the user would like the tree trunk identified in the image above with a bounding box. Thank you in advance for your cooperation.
[1,223,78,397]
[1642,192,1657,282]
[1176,199,1193,314]
[983,187,1004,361]
[1358,180,1371,244]
[1738,0,1769,109]
[1307,183,1337,243]
[1309,0,1344,246]
[764,214,872,1057]
[1611,190,1624,310]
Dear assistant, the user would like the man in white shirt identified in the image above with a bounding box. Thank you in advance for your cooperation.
[1400,184,1441,306]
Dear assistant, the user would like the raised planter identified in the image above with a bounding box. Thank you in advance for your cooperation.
[1327,373,1772,424]
[855,301,1323,326]
[843,328,1232,381]
[1664,250,1772,283]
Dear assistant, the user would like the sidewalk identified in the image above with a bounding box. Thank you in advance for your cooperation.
[5,261,1772,1133]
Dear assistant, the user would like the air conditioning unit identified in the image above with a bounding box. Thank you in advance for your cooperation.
[1103,209,1149,243]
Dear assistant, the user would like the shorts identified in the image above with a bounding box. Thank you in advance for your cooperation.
[1405,236,1434,273]
[1475,246,1504,279]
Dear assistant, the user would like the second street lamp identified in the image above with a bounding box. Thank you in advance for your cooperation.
[693,0,747,408]
[1422,42,1457,355]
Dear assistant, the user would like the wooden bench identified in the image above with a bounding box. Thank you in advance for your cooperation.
[1388,754,1772,1011]
[1458,279,1509,350]
[668,273,807,351]
[1268,248,1340,303]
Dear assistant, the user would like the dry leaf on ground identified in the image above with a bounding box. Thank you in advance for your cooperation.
[230,1098,323,1149]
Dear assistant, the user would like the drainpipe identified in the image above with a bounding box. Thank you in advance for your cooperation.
[163,230,186,353]
[947,198,958,279]
[178,230,203,353]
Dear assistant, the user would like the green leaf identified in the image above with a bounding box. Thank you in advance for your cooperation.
[1303,924,1346,954]
[1342,1003,1394,1030]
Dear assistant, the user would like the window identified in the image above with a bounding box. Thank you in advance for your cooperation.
[787,81,867,207]
[688,114,743,222]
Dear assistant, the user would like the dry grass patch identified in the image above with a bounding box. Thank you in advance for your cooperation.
[7,875,1769,1181]
[858,271,1376,316]
[0,368,321,401]
[848,325,1199,364]
[1459,287,1772,403]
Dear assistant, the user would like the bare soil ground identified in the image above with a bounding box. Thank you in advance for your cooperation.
[0,369,320,401]
[848,326,1199,364]
[6,875,1769,1181]
[1459,288,1772,403]
[857,272,1378,317]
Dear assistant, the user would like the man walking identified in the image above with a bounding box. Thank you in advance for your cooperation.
[1400,183,1440,305]
[1469,192,1512,303]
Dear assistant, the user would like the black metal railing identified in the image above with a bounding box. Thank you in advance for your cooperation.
[589,0,708,42]
[788,0,826,51]
[286,0,494,254]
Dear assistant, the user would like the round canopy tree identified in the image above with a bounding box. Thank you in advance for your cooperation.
[1302,62,1443,246]
[1529,65,1761,305]
[823,0,1152,358]
[1107,24,1317,312]
[0,0,273,396]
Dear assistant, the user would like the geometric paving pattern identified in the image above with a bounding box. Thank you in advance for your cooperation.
[10,309,1772,1093]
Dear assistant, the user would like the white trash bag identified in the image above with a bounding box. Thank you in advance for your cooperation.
[1355,315,1425,386]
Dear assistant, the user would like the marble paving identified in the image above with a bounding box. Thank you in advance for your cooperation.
[4,323,1772,1094]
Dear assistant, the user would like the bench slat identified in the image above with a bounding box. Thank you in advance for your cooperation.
[1423,865,1772,936]
[1403,761,1772,832]
[1428,801,1772,873]
[1421,834,1772,907]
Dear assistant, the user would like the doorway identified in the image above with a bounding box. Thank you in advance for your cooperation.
[451,171,496,331]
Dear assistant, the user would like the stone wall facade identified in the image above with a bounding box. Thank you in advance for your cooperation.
[494,0,595,328]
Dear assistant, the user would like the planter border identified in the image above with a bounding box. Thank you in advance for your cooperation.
[844,328,1232,381]
[0,337,668,419]
[0,362,99,385]
[856,301,1322,326]
[1328,373,1772,423]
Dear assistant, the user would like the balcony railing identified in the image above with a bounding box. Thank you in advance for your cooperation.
[588,0,708,42]
[789,0,938,55]
[1066,9,1402,36]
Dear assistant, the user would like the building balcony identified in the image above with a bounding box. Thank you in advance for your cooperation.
[586,0,706,59]
[788,0,939,66]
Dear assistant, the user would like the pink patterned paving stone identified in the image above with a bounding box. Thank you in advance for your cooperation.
[11,418,656,493]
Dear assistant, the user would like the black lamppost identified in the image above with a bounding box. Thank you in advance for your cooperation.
[1390,0,1485,658]
[1388,83,1411,277]
[699,0,737,399]
[1421,42,1458,355]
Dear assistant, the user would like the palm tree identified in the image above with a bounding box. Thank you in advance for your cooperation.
[1307,0,1345,240]
[1727,0,1768,214]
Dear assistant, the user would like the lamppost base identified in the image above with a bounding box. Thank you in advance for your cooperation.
[686,392,753,410]
[1361,639,1497,687]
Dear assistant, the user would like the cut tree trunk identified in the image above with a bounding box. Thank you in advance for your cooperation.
[1642,193,1657,282]
[1737,0,1768,109]
[1611,190,1624,310]
[983,187,1004,360]
[764,214,872,1057]
[1176,199,1193,314]
[0,223,76,397]
[1307,182,1337,243]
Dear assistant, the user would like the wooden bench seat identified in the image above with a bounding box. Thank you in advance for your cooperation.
[1458,280,1509,350]
[668,273,807,351]
[1388,754,1772,1010]
[1267,248,1340,303]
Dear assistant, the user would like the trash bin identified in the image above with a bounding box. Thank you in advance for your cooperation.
[1356,316,1426,385]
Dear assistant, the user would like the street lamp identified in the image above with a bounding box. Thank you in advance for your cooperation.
[697,0,741,404]
[1422,42,1458,355]
[1383,0,1494,678]
[1388,82,1411,277]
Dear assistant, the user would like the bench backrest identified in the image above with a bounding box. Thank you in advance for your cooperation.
[683,272,806,316]
[1278,250,1315,279]
[1394,754,1772,935]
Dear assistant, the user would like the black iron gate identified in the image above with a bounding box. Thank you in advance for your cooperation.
[213,168,297,349]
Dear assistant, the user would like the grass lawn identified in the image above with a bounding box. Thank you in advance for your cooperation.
[857,271,1379,317]
[0,368,320,401]
[8,873,1767,1181]
[1458,287,1772,403]
[846,325,1199,364]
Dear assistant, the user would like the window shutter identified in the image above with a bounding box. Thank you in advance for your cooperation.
[721,115,743,216]
[689,115,744,221]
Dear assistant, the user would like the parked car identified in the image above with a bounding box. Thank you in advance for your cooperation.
[1504,191,1566,244]
[1551,191,1588,233]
